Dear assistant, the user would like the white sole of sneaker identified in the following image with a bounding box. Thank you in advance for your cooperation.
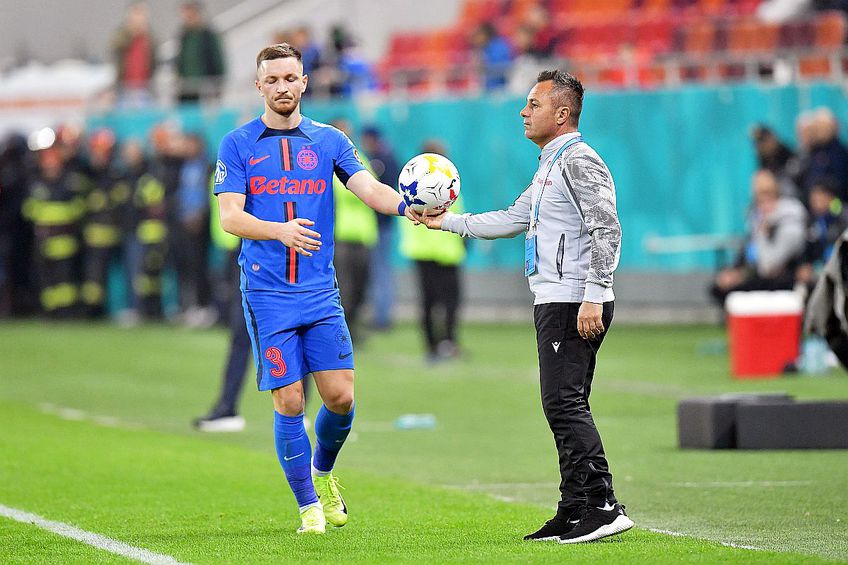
[196,416,245,433]
[527,535,561,542]
[558,515,635,544]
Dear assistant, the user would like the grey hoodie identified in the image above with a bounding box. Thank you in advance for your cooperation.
[441,132,621,305]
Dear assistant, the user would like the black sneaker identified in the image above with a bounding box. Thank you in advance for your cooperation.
[557,503,634,544]
[523,507,585,541]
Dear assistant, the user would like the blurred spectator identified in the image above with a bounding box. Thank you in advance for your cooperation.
[470,22,514,91]
[0,134,36,316]
[521,4,556,59]
[400,140,466,362]
[193,191,248,432]
[111,2,157,108]
[750,124,800,197]
[122,140,168,320]
[362,126,401,330]
[803,108,848,200]
[711,169,808,305]
[148,123,185,306]
[789,111,816,191]
[175,1,225,104]
[509,26,546,93]
[56,124,87,175]
[328,26,375,97]
[797,181,848,287]
[23,147,87,318]
[81,128,129,318]
[331,119,378,341]
[291,25,323,76]
[174,133,214,327]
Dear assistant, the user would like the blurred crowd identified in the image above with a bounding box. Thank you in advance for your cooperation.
[0,124,217,326]
[109,1,381,104]
[711,107,848,304]
[0,122,468,362]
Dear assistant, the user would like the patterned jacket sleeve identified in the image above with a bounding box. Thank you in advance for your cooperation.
[440,184,532,240]
[563,154,622,303]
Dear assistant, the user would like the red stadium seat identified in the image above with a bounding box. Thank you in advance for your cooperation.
[634,16,674,54]
[816,11,847,49]
[727,19,779,53]
[683,20,716,54]
[799,56,833,78]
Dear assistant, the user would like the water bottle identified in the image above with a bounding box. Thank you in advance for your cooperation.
[800,335,829,375]
[394,413,437,430]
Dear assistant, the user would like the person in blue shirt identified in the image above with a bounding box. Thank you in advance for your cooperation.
[214,43,418,535]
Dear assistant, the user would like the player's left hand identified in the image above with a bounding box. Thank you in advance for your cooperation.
[577,301,604,340]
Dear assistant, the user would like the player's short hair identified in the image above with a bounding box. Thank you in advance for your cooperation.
[256,43,303,70]
[537,70,583,127]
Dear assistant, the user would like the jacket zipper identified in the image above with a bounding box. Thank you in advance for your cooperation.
[556,233,565,279]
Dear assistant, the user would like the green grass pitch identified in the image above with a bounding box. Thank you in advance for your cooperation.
[0,320,846,563]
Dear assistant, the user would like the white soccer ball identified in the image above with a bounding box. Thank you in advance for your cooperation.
[398,153,461,213]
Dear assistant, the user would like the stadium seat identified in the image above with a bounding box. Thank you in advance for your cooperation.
[815,11,847,49]
[779,19,815,49]
[635,16,674,54]
[799,56,833,79]
[638,63,668,87]
[683,20,716,55]
[727,19,779,54]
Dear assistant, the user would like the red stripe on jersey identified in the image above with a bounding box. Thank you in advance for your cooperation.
[280,139,293,171]
[286,201,297,283]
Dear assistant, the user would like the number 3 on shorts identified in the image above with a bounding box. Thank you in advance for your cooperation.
[265,346,287,377]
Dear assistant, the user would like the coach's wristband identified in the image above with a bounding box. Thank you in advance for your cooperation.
[397,201,408,216]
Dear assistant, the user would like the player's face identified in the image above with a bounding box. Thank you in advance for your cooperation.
[256,57,308,117]
[520,81,567,147]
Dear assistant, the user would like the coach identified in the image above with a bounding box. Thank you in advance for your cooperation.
[421,70,632,544]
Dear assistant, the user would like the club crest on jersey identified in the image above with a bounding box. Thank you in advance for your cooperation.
[297,147,319,170]
[214,160,227,184]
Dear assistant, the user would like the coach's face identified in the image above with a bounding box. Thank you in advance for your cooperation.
[256,57,308,117]
[520,81,568,149]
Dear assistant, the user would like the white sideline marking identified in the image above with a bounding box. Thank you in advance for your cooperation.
[0,504,191,565]
[649,528,763,551]
[671,480,813,488]
[38,403,145,430]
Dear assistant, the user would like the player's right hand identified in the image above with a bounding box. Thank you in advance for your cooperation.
[277,218,321,256]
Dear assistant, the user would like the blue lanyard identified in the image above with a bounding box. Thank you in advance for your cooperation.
[531,136,583,229]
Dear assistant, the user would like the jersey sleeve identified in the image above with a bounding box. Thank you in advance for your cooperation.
[213,133,247,195]
[332,130,367,187]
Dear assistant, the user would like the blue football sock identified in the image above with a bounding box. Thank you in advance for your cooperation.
[312,403,355,473]
[274,411,318,509]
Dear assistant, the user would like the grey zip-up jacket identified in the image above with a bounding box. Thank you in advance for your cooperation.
[441,132,621,305]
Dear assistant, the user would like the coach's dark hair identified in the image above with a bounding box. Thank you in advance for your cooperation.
[256,43,302,69]
[537,70,583,127]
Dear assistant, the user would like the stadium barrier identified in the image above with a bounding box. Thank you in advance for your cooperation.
[88,81,848,274]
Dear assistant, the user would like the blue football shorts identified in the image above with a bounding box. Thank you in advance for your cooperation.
[241,288,354,391]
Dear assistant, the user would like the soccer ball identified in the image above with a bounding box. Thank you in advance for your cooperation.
[398,153,461,213]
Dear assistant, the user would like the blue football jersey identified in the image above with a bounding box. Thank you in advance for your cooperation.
[214,116,366,291]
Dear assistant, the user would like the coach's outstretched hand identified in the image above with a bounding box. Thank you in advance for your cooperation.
[277,218,322,256]
[420,210,447,230]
